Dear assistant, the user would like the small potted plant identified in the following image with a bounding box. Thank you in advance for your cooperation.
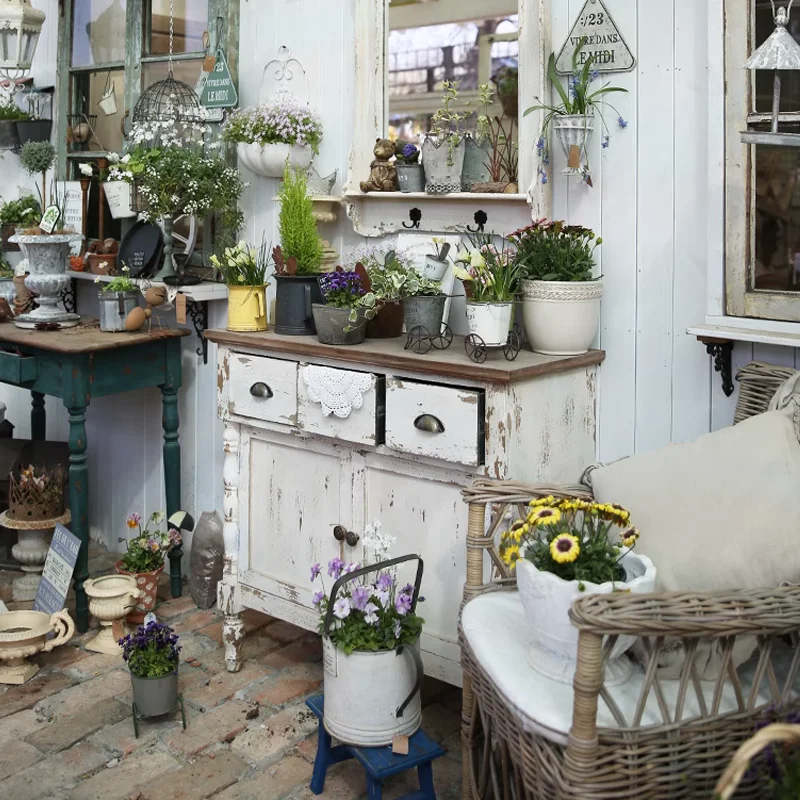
[462,84,494,192]
[273,164,324,335]
[115,512,181,624]
[403,271,446,337]
[119,620,182,718]
[310,521,425,746]
[101,153,136,219]
[525,39,628,184]
[222,97,323,179]
[359,249,414,339]
[0,194,41,251]
[0,101,31,151]
[211,240,271,332]
[500,496,655,684]
[511,220,603,355]
[422,80,467,194]
[96,266,139,332]
[86,238,119,275]
[16,92,52,147]
[313,269,370,345]
[421,238,450,281]
[454,233,522,346]
[394,141,424,193]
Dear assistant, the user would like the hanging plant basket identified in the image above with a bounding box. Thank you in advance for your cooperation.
[553,114,595,176]
[237,142,313,179]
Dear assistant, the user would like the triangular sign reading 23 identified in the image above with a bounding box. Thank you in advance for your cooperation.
[200,49,239,109]
[555,0,635,75]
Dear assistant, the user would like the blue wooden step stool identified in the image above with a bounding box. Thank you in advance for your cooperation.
[305,694,446,799]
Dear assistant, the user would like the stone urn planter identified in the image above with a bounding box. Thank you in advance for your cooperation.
[421,137,466,194]
[553,113,595,175]
[312,305,366,345]
[465,302,513,347]
[115,562,164,625]
[10,232,83,329]
[521,279,604,356]
[516,553,656,686]
[0,609,75,684]
[84,574,142,655]
[237,142,313,179]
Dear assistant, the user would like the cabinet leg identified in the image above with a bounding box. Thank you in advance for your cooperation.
[161,385,182,597]
[31,392,45,441]
[222,608,244,673]
[220,424,243,672]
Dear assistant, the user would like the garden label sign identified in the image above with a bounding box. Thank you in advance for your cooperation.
[555,0,635,74]
[33,524,80,616]
[200,48,238,109]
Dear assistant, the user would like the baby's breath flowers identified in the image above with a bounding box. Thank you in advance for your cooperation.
[500,496,640,589]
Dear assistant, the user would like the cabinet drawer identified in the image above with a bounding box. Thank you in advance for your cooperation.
[298,364,383,446]
[385,378,484,466]
[229,353,298,426]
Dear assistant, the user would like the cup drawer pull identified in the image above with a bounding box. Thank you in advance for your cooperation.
[250,382,273,399]
[414,414,445,434]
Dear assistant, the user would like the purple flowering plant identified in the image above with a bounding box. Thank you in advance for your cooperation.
[394,141,420,165]
[222,96,323,154]
[118,511,179,573]
[319,271,367,309]
[119,621,181,678]
[310,521,424,655]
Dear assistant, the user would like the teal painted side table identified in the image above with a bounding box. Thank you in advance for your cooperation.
[0,319,189,633]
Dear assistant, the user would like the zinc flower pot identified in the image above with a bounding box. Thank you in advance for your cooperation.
[98,290,139,332]
[236,142,313,179]
[16,120,52,146]
[311,304,366,345]
[395,163,425,193]
[114,562,164,625]
[227,285,267,332]
[323,639,423,746]
[465,302,513,347]
[131,670,179,718]
[461,136,492,191]
[366,300,404,339]
[516,553,656,685]
[274,274,323,335]
[553,113,595,175]
[421,137,466,194]
[521,278,603,356]
[403,294,445,335]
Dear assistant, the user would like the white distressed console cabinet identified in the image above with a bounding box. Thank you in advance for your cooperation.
[206,330,604,686]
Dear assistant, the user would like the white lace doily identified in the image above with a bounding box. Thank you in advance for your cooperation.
[302,366,373,419]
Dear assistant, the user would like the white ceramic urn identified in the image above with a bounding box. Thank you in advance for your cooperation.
[84,574,142,655]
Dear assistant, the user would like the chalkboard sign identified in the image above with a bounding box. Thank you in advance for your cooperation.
[118,220,164,278]
[33,524,80,617]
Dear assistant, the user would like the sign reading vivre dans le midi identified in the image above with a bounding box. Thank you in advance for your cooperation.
[555,0,635,75]
[200,49,238,109]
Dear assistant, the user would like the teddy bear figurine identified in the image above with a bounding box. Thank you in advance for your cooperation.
[360,138,398,193]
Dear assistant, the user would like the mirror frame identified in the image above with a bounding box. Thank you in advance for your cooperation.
[346,0,551,218]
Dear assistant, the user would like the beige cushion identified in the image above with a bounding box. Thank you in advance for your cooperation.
[591,410,800,593]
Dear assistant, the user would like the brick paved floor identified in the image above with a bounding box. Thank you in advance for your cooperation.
[0,545,464,799]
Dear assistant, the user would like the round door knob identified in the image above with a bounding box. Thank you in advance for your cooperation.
[345,531,360,547]
[333,525,346,541]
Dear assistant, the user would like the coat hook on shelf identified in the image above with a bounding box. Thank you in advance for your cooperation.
[402,208,422,229]
[466,210,488,233]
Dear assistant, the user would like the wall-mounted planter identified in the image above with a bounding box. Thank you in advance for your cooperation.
[553,114,594,176]
[237,142,313,179]
[16,120,52,146]
[0,121,20,151]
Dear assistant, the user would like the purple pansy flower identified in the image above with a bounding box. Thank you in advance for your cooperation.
[312,590,325,606]
[375,572,393,592]
[327,557,345,579]
[310,563,321,581]
[333,597,351,619]
[364,602,380,625]
[351,586,371,611]
[395,592,413,616]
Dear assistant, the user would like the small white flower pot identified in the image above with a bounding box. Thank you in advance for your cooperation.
[103,181,136,219]
[553,114,595,176]
[516,552,656,685]
[521,279,603,356]
[465,302,513,347]
[236,142,313,179]
[420,256,448,281]
[323,638,422,746]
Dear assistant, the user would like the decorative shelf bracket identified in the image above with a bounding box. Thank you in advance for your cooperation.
[701,338,735,397]
[187,299,209,364]
[59,279,77,315]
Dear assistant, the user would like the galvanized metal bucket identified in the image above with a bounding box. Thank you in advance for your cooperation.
[322,555,424,747]
[404,294,445,336]
[98,290,139,332]
[396,163,425,193]
[311,304,366,345]
[131,670,178,717]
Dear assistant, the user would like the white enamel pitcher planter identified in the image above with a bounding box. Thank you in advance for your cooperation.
[553,113,595,175]
[237,142,313,179]
[516,552,656,686]
[465,301,513,347]
[322,555,424,747]
[103,181,136,219]
[521,278,603,356]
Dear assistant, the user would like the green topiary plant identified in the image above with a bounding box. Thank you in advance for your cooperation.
[277,164,323,276]
[0,103,32,122]
[20,141,56,210]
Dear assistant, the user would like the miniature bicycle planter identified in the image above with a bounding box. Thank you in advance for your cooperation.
[405,323,453,355]
[465,322,523,363]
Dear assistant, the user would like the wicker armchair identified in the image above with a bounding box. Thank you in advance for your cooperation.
[459,363,800,800]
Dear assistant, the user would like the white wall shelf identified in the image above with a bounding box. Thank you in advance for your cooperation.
[66,270,229,303]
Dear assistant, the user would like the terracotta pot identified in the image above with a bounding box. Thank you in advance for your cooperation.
[115,562,164,624]
[87,253,117,275]
[366,300,404,339]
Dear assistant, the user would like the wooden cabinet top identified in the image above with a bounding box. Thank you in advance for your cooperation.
[206,329,605,385]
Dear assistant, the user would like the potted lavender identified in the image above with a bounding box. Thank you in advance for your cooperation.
[394,141,424,193]
[119,620,181,718]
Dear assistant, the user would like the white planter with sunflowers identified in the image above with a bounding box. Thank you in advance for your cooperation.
[516,552,655,685]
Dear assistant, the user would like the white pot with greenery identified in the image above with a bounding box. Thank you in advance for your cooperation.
[512,221,603,356]
[500,496,655,685]
[223,98,322,179]
[422,81,467,194]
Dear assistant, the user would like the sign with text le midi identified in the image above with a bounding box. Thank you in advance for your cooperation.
[33,524,80,616]
[555,0,635,75]
[200,49,238,109]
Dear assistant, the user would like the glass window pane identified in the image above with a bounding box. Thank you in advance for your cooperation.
[72,0,127,68]
[754,0,800,113]
[752,140,800,292]
[71,69,125,153]
[149,0,208,55]
[141,58,205,93]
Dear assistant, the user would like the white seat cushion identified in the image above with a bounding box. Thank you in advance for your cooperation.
[461,591,785,746]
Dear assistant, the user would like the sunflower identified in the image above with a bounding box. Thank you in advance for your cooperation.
[529,495,556,508]
[560,498,593,513]
[594,503,631,525]
[621,527,640,547]
[549,534,580,564]
[502,544,521,566]
[529,507,562,526]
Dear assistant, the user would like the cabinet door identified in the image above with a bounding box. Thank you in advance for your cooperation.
[360,454,470,685]
[241,430,351,620]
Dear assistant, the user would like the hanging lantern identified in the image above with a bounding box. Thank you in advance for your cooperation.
[742,1,800,146]
[0,0,45,76]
